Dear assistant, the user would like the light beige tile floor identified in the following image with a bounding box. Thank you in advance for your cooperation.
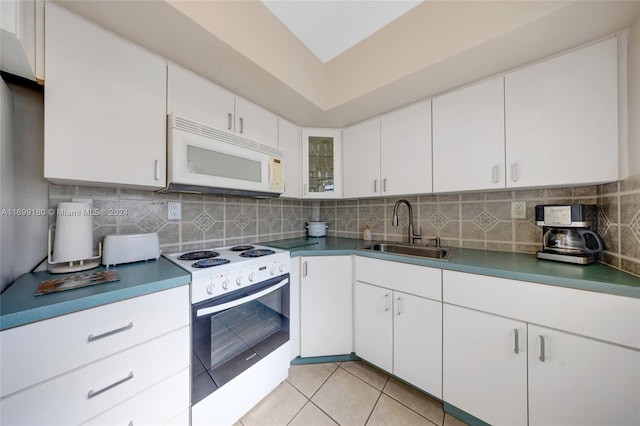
[236,361,469,426]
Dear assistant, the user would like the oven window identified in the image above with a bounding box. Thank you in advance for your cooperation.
[192,280,289,404]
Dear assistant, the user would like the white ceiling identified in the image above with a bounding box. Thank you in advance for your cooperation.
[260,0,423,63]
[53,1,640,128]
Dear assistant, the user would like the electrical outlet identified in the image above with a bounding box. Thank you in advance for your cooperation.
[168,201,181,220]
[511,201,526,219]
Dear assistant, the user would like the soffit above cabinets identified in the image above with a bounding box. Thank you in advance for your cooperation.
[52,1,640,128]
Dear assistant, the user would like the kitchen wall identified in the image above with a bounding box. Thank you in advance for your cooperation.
[45,177,640,277]
[48,186,311,255]
[319,178,640,277]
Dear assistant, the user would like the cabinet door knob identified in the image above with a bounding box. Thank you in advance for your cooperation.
[396,297,402,315]
[154,160,161,181]
[373,179,378,193]
[303,261,308,277]
[539,335,546,362]
[239,117,244,134]
[513,328,519,354]
[384,294,390,312]
[383,178,388,192]
[227,113,232,130]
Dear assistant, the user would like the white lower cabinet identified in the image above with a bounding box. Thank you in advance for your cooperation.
[300,256,352,357]
[0,286,190,426]
[442,270,640,426]
[442,304,527,426]
[528,325,640,426]
[354,257,442,398]
[355,281,442,397]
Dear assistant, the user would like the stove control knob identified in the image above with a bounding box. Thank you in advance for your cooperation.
[236,275,243,286]
[248,273,255,282]
[206,284,214,295]
[279,264,285,272]
[270,265,277,275]
[221,279,229,290]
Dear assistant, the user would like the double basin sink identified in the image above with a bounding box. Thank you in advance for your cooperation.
[357,242,453,261]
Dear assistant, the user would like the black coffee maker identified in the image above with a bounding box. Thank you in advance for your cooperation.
[535,204,605,265]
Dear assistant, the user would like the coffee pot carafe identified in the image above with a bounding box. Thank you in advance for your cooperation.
[535,204,604,265]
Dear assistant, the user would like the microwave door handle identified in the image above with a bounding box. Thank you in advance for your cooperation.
[196,278,289,317]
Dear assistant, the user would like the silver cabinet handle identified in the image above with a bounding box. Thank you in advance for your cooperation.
[513,328,519,354]
[383,178,388,192]
[154,160,161,181]
[511,162,519,182]
[88,371,134,399]
[302,261,308,277]
[88,322,133,342]
[396,297,402,316]
[492,165,500,183]
[227,113,232,130]
[539,335,546,362]
[374,180,378,193]
[239,117,244,134]
[384,294,390,312]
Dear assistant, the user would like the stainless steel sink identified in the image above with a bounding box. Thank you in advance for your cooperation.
[357,242,453,261]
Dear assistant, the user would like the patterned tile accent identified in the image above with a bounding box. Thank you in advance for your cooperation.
[429,211,449,229]
[137,213,166,233]
[193,211,215,232]
[598,210,611,236]
[233,212,250,230]
[472,211,498,231]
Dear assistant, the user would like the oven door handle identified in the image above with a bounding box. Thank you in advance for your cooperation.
[196,278,289,317]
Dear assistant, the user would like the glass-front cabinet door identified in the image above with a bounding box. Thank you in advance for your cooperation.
[301,128,342,198]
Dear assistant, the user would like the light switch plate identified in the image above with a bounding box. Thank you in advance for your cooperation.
[168,201,181,220]
[511,201,526,219]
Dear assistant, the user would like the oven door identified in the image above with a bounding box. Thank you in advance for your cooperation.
[191,274,290,405]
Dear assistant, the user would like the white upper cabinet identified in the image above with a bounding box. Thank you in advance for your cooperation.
[44,3,167,189]
[433,77,505,192]
[167,63,278,147]
[343,101,432,198]
[278,118,301,198]
[0,0,44,82]
[505,37,619,187]
[343,118,381,198]
[301,128,342,199]
[235,97,279,147]
[380,101,432,196]
[167,63,235,131]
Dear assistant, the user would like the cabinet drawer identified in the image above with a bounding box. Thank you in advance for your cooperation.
[355,256,441,300]
[0,285,189,398]
[81,368,189,426]
[0,327,189,426]
[443,270,640,349]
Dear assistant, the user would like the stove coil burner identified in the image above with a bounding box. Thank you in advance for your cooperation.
[178,250,220,261]
[229,245,255,252]
[191,258,231,268]
[239,249,276,258]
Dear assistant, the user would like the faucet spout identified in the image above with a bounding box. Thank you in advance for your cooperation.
[392,199,422,244]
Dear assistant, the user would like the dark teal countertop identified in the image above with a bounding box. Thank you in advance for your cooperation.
[265,237,640,299]
[0,258,191,331]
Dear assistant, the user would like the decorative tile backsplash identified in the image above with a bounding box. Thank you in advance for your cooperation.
[49,176,640,276]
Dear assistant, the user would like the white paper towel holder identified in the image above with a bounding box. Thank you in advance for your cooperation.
[47,202,102,274]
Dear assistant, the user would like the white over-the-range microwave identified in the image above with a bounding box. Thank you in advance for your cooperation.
[162,114,285,198]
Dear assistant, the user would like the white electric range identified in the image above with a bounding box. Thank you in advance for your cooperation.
[164,244,291,426]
